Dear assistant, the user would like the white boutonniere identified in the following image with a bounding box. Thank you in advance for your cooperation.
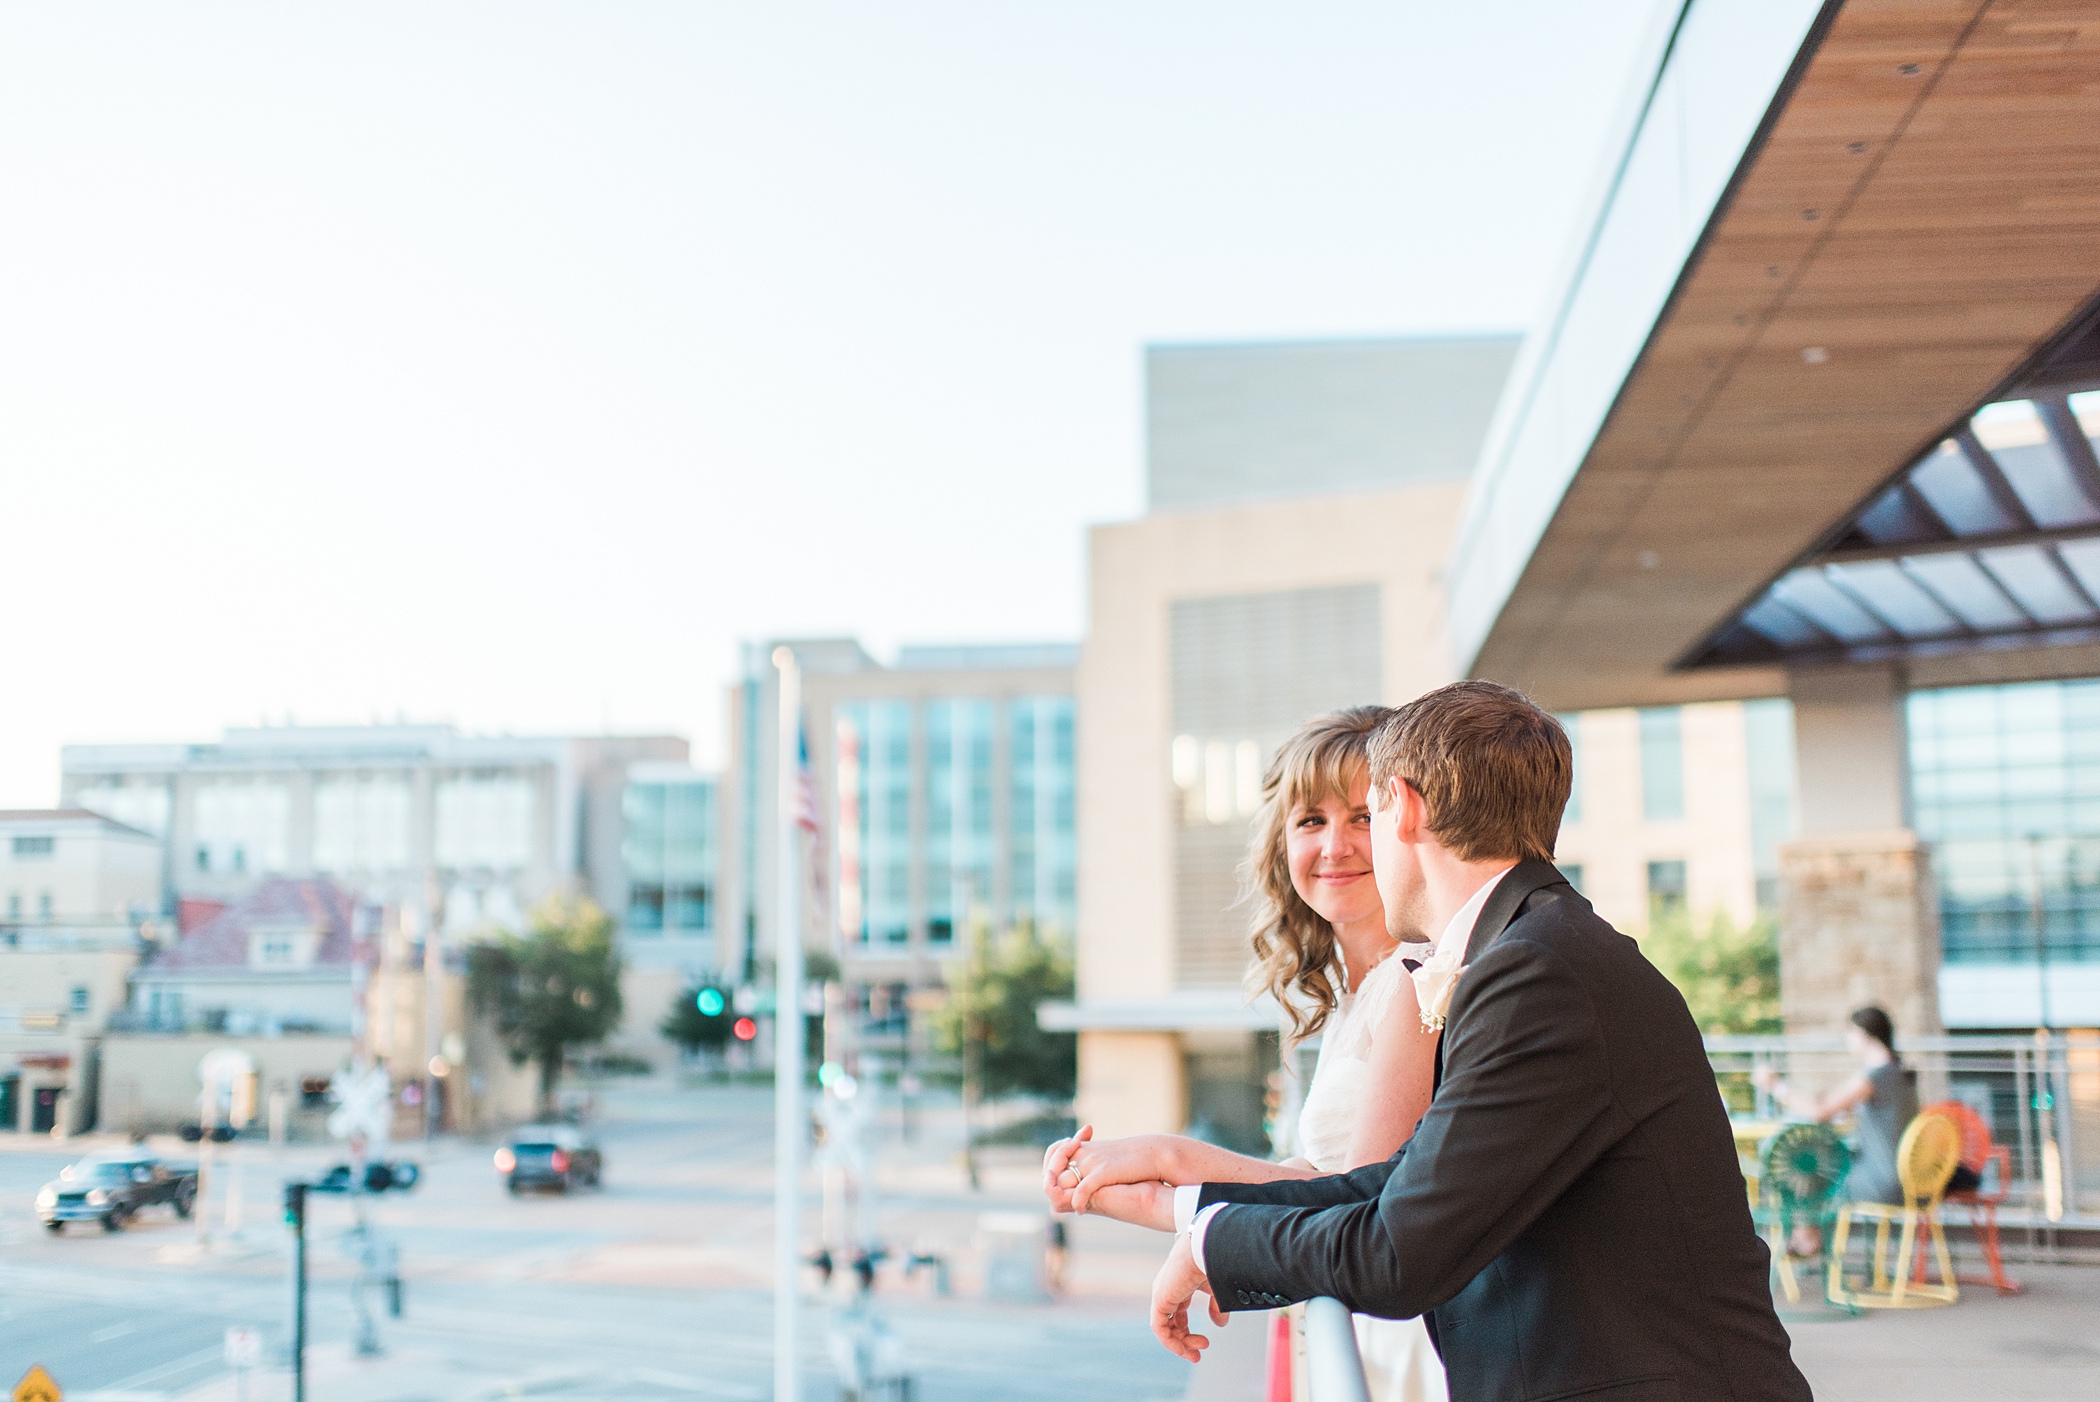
[1411,942,1467,1033]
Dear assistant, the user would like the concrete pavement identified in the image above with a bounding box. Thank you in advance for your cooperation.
[5,1081,2098,1400]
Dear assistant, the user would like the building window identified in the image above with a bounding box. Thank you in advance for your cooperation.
[10,836,53,857]
[622,773,718,940]
[1743,698,1796,914]
[5,893,18,920]
[1169,584,1382,988]
[1639,708,1685,821]
[435,773,536,871]
[36,892,53,921]
[1647,860,1687,916]
[1910,678,2100,965]
[192,778,292,875]
[836,700,914,946]
[69,986,89,1014]
[313,774,414,873]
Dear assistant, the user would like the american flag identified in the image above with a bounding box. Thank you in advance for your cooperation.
[793,722,821,832]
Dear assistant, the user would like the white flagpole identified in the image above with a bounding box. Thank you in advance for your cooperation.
[772,645,804,1402]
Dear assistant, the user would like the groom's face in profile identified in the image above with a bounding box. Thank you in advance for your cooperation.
[1368,775,1433,942]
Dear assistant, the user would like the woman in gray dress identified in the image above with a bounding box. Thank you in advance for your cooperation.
[1753,1005,1918,1203]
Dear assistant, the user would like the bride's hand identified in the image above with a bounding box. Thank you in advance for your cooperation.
[1042,1124,1095,1213]
[1065,1133,1181,1214]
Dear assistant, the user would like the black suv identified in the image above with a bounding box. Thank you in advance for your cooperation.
[495,1126,601,1193]
[37,1153,198,1233]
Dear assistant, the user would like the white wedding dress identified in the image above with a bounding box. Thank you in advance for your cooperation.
[1297,950,1448,1402]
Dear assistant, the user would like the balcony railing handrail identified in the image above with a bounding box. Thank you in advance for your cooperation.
[1705,1033,2086,1053]
[1303,1297,1371,1402]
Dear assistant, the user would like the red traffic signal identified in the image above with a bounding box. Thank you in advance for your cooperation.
[732,1017,758,1041]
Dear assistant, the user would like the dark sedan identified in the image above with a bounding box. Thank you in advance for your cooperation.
[495,1126,601,1193]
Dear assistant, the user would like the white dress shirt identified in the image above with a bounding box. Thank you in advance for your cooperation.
[1178,864,1516,1273]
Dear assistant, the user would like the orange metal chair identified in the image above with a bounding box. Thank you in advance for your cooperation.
[1919,1099,2023,1295]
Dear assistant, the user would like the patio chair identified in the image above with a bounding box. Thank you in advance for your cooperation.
[1827,1110,1962,1310]
[1919,1099,2022,1295]
[1753,1123,1851,1305]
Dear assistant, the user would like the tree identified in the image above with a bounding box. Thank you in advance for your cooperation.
[931,921,1077,1102]
[466,894,624,1115]
[661,984,734,1059]
[1640,904,1783,1035]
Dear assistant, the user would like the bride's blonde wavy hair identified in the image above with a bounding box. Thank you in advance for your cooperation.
[1243,705,1392,1046]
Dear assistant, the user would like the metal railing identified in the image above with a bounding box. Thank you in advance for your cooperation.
[1706,1033,2100,1256]
[1303,1297,1371,1402]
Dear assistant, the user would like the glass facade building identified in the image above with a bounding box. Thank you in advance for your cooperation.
[835,694,1075,948]
[622,773,719,943]
[1910,679,2100,965]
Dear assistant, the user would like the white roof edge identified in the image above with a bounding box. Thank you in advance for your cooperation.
[1037,993,1282,1033]
[1444,0,1828,675]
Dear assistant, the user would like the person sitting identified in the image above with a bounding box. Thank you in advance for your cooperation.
[1753,1005,1919,1205]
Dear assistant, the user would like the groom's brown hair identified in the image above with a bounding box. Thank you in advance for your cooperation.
[1366,680,1570,862]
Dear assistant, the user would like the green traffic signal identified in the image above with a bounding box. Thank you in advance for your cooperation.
[696,988,726,1017]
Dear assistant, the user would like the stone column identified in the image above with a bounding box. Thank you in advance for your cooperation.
[1779,665,1943,1038]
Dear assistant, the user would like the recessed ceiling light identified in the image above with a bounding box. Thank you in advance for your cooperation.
[1802,347,1829,364]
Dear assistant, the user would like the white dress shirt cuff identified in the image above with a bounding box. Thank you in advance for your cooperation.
[1188,1203,1225,1275]
[1172,1184,1202,1235]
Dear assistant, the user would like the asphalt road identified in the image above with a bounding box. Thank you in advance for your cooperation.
[0,1084,1191,1402]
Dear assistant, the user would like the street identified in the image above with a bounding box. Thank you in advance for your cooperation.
[0,1082,1192,1402]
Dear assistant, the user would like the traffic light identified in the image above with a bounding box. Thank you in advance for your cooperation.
[282,1181,308,1230]
[696,987,727,1017]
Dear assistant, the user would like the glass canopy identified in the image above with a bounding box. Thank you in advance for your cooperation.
[1694,386,2100,667]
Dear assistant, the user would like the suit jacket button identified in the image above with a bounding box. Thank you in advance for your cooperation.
[1235,1291,1249,1307]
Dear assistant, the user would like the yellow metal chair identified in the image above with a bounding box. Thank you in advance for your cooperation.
[1826,1111,1962,1309]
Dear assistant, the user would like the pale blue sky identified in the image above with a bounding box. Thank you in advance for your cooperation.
[1,1,1662,800]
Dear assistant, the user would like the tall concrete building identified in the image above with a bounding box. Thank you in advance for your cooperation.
[1053,334,1807,1149]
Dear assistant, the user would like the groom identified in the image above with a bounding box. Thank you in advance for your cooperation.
[1148,682,1809,1400]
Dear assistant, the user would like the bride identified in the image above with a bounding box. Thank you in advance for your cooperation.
[1042,706,1446,1402]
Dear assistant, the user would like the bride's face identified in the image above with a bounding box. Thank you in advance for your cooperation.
[1285,776,1383,931]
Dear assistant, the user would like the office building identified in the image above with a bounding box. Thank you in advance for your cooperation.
[724,640,1076,1049]
[61,723,686,936]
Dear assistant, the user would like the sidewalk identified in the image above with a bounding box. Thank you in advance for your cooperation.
[1786,1261,2100,1402]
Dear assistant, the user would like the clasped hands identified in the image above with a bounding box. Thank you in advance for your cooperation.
[1041,1125,1225,1362]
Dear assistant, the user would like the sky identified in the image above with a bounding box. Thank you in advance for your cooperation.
[0,0,1664,802]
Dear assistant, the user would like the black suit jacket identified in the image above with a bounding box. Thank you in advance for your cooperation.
[1199,861,1810,1402]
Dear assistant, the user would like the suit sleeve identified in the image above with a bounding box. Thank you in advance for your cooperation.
[1201,938,1615,1319]
[1195,1157,1397,1213]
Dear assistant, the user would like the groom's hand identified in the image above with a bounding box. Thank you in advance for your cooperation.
[1150,1233,1226,1362]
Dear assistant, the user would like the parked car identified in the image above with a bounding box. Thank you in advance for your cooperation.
[36,1152,198,1233]
[495,1125,601,1193]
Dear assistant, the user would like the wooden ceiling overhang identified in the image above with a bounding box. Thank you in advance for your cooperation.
[1471,0,2100,712]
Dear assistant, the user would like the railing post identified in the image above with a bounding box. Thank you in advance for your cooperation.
[1302,1297,1371,1402]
